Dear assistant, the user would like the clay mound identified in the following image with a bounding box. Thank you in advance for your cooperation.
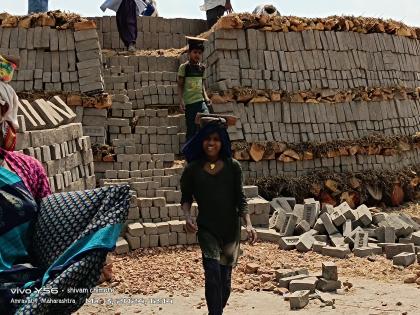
[102,47,186,58]
[0,10,86,29]
[212,86,420,105]
[214,13,420,39]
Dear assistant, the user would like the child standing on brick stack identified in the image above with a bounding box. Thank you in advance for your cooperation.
[178,36,211,141]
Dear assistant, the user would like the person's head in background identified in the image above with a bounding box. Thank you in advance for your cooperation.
[187,37,206,64]
[253,4,281,17]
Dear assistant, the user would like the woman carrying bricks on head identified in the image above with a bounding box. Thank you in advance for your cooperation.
[100,0,157,52]
[178,36,212,141]
[180,117,257,315]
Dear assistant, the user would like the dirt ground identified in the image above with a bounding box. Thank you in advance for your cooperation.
[75,279,420,315]
[74,203,420,314]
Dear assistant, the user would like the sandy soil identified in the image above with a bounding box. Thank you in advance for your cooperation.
[75,203,420,314]
[75,278,420,315]
[95,242,420,297]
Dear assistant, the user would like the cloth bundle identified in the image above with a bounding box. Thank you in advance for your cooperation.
[0,55,16,83]
[0,185,130,315]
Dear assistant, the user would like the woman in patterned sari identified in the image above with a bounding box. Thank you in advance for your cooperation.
[0,55,130,315]
[0,55,52,314]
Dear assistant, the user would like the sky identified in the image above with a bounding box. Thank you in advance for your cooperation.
[2,0,420,27]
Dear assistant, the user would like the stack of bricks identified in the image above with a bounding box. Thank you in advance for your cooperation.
[94,133,180,181]
[79,108,108,145]
[74,28,105,95]
[267,197,420,266]
[239,149,420,180]
[17,95,77,131]
[141,84,179,108]
[103,54,180,108]
[1,26,78,92]
[0,23,104,94]
[211,103,245,141]
[116,220,198,253]
[108,94,134,142]
[200,24,420,183]
[16,118,95,193]
[134,71,178,86]
[93,16,207,50]
[133,108,184,154]
[126,190,141,227]
[212,100,420,144]
[244,185,271,226]
[73,96,187,171]
[113,184,270,253]
[204,29,420,92]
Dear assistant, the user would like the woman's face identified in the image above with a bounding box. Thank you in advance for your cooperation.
[203,132,222,159]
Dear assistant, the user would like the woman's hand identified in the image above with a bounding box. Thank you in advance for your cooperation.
[246,225,257,245]
[185,216,198,233]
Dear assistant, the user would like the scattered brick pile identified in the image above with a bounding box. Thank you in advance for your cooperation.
[283,262,341,309]
[266,197,420,267]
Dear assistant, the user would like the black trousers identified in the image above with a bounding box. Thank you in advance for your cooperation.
[206,5,225,29]
[203,257,233,315]
[116,0,138,47]
[185,101,209,141]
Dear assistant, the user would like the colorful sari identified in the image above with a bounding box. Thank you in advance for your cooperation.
[0,163,130,314]
[0,166,38,314]
[0,167,38,268]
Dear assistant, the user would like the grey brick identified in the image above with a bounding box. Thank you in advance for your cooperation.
[74,29,99,42]
[302,30,317,50]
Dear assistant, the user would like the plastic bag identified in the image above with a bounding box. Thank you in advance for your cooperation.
[0,56,16,83]
[142,2,156,16]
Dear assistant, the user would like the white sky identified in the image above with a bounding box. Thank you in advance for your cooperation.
[2,1,420,27]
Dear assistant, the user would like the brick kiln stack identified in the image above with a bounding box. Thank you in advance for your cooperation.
[4,12,420,253]
[0,16,105,95]
[203,15,420,206]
